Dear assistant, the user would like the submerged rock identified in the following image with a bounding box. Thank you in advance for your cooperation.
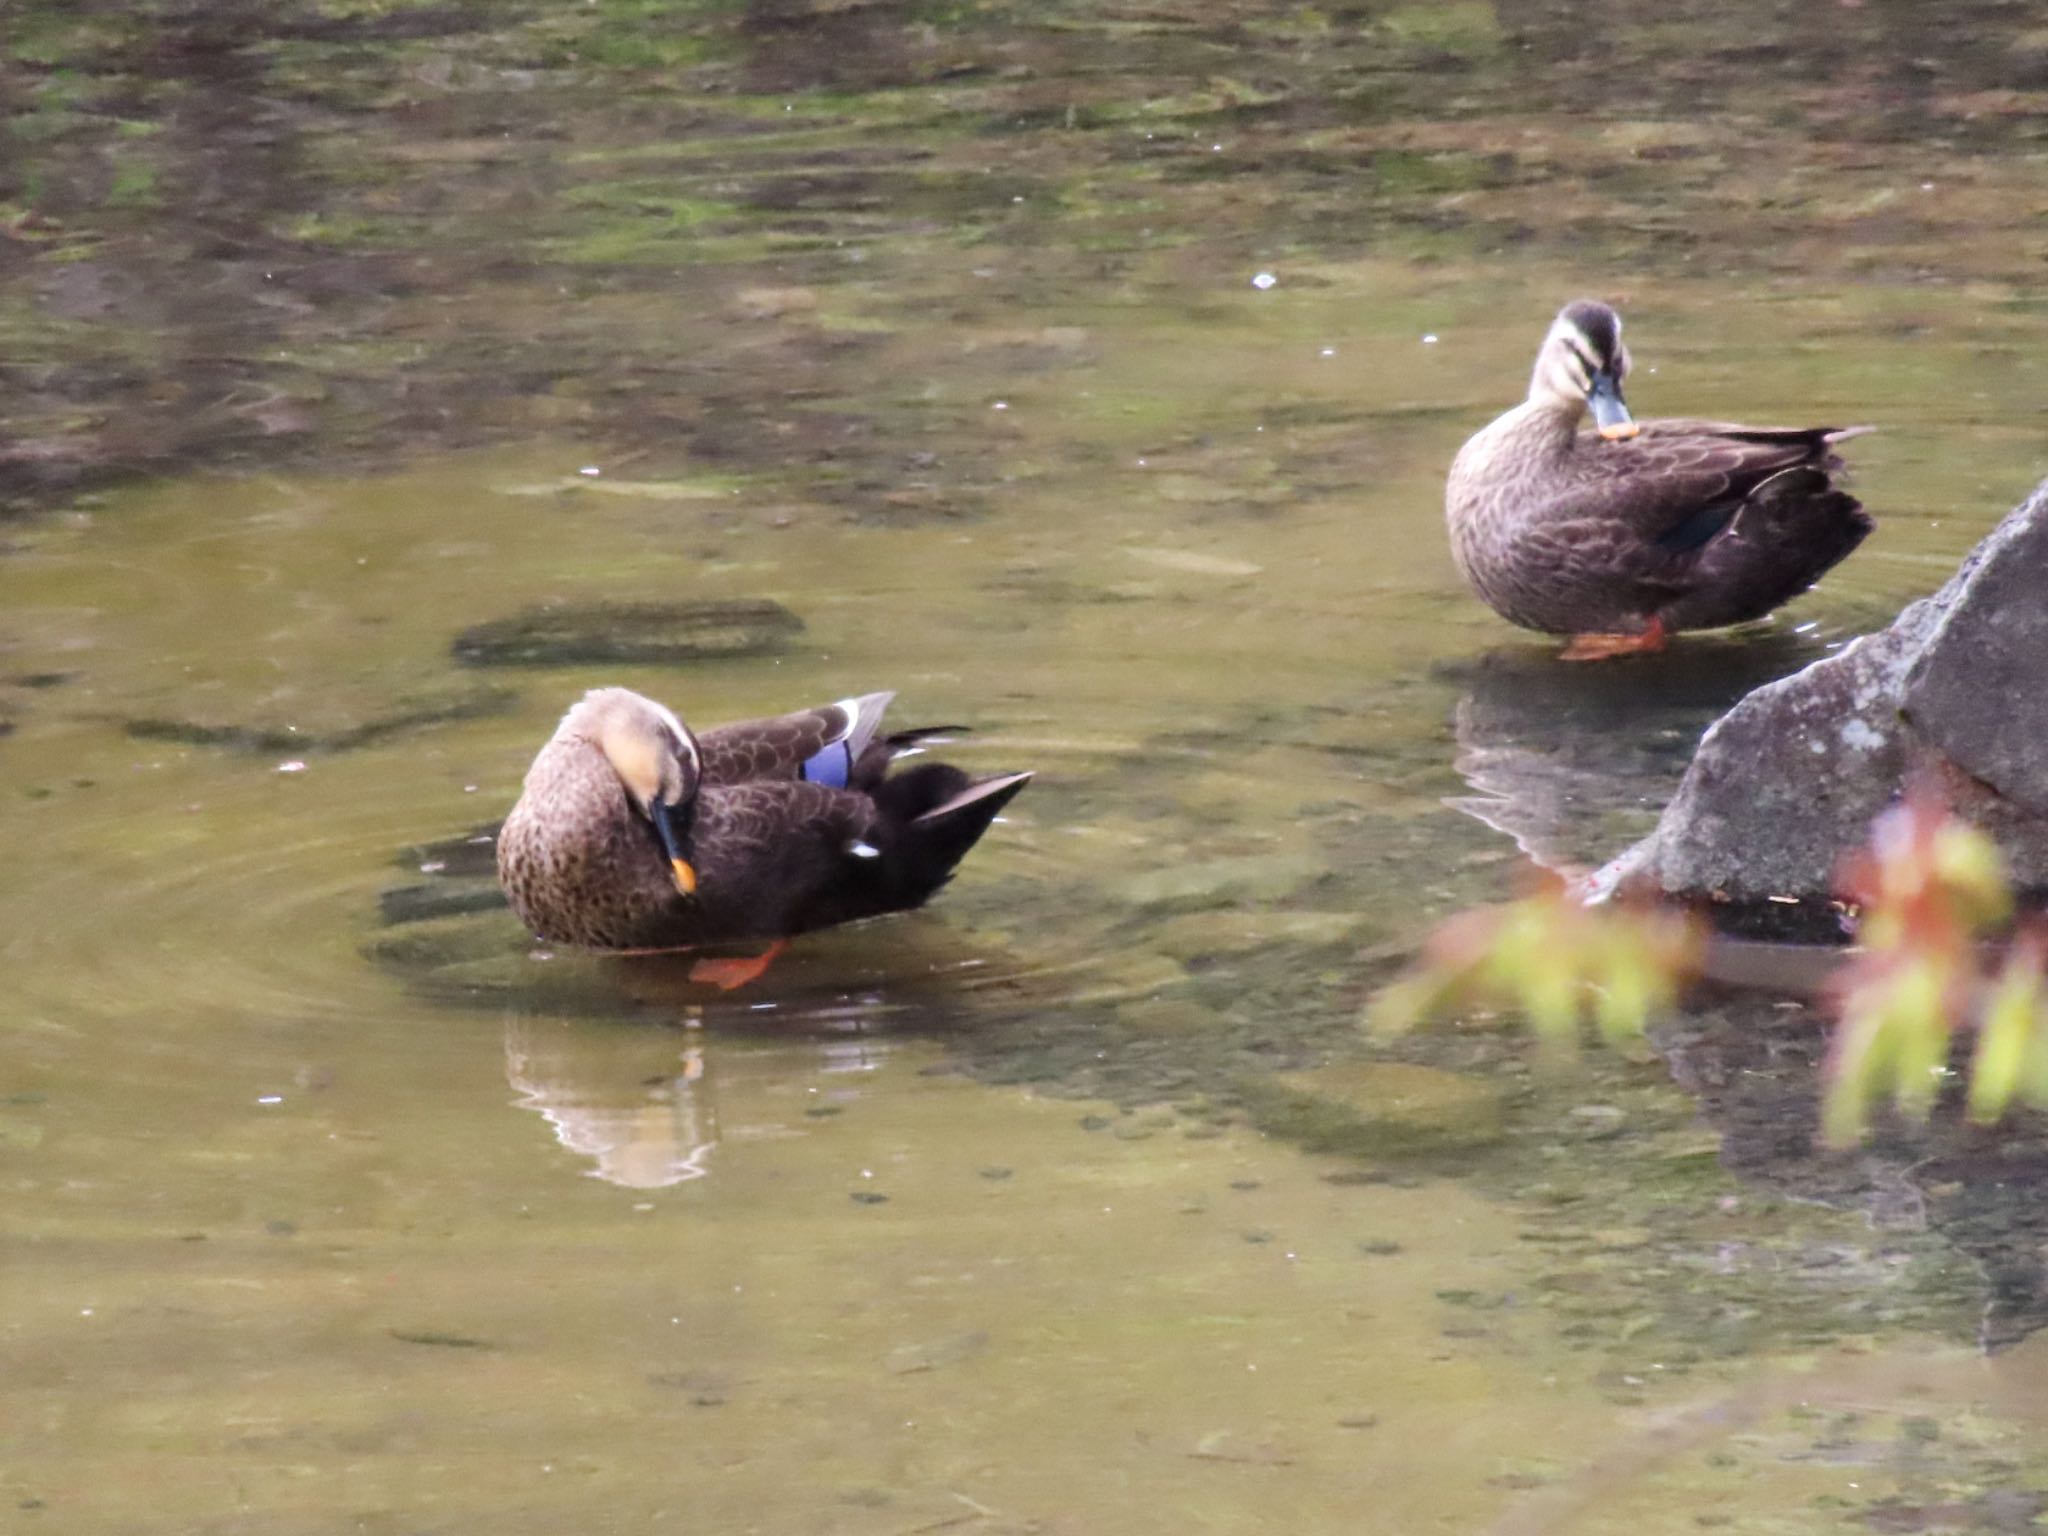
[451,598,803,668]
[1246,1060,1508,1157]
[1597,477,2048,933]
[1115,851,1327,914]
[122,685,515,754]
[377,881,509,926]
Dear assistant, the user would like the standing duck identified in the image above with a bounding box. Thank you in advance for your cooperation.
[1446,300,1873,660]
[497,687,1030,987]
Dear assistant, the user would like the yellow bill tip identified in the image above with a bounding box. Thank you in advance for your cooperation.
[671,858,698,896]
[1598,422,1641,441]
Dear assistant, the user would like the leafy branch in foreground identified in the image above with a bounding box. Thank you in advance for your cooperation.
[1373,788,2048,1146]
[1367,874,1702,1052]
[1824,789,2039,1144]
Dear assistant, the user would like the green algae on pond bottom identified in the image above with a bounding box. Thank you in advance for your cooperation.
[11,1032,2046,1533]
[10,0,2048,517]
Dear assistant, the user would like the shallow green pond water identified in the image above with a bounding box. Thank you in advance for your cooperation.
[11,3,2048,1531]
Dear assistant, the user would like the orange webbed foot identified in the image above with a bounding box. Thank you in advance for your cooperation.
[688,940,790,991]
[1559,617,1667,662]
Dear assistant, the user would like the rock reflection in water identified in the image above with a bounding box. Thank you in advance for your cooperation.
[1443,633,1836,873]
[1653,992,2048,1350]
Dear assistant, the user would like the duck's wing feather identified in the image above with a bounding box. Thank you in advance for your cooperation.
[1635,420,1870,447]
[697,691,896,787]
[1539,423,1854,580]
[697,779,873,859]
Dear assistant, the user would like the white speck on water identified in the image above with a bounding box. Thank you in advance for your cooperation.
[578,465,601,477]
[1794,621,1819,633]
[1422,333,1439,344]
[257,1095,283,1105]
[463,784,478,794]
[1211,143,1223,152]
[1841,718,1885,751]
[861,1169,874,1179]
[420,861,446,874]
[1319,347,1336,357]
[1136,458,1148,467]
[1251,271,1277,290]
[1012,195,1024,203]
[992,400,1009,411]
[633,1202,654,1212]
[276,760,306,774]
[1920,182,1934,191]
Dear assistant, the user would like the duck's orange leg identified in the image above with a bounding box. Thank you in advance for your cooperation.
[689,940,790,991]
[1559,616,1667,662]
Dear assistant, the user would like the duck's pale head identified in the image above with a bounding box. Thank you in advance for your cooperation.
[1528,299,1638,440]
[564,687,704,897]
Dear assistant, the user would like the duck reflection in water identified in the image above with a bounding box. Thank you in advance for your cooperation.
[506,1021,722,1188]
[504,1018,889,1189]
[1444,634,1837,874]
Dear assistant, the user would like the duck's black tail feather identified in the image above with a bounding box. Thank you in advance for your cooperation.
[866,762,1031,908]
[849,724,972,790]
[1668,466,1874,630]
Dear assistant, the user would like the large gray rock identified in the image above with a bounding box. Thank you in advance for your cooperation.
[1595,478,2048,931]
[1901,485,2048,816]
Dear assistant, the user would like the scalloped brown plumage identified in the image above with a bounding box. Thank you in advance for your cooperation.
[496,688,1029,972]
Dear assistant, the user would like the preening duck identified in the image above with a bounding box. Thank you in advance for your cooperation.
[1446,300,1873,660]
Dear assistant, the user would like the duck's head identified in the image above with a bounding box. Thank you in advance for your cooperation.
[1529,299,1637,440]
[566,687,704,897]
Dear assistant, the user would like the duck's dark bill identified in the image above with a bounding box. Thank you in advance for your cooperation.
[1588,369,1638,439]
[649,799,699,897]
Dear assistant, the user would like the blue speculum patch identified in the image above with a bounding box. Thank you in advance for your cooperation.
[801,740,852,789]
